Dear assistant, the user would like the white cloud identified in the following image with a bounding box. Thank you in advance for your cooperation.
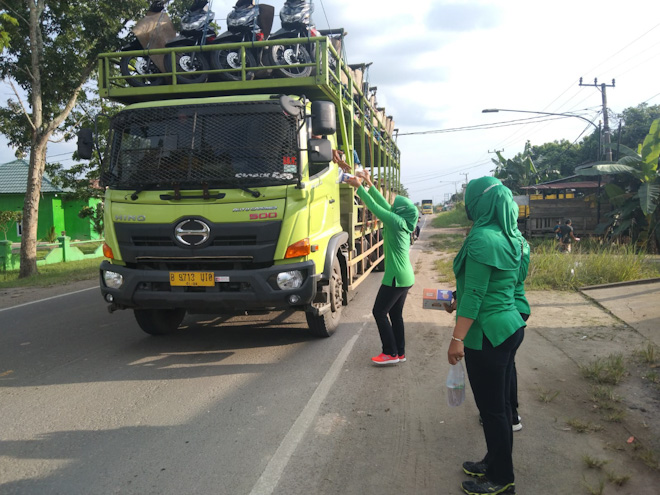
[3,0,660,205]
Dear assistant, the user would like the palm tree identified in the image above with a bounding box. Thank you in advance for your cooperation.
[492,141,538,194]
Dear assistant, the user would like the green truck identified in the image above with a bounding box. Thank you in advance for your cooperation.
[80,37,401,337]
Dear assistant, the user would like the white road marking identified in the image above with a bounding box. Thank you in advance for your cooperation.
[248,323,366,495]
[0,286,97,313]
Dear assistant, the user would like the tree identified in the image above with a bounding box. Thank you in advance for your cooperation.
[0,210,21,241]
[576,119,660,252]
[78,202,104,237]
[0,12,18,51]
[492,141,538,194]
[0,1,145,277]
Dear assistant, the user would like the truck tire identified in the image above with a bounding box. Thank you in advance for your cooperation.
[306,256,343,337]
[134,308,186,336]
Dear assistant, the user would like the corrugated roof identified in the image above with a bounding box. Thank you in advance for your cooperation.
[521,181,601,190]
[0,159,62,194]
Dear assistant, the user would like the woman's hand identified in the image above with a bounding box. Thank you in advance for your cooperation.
[345,176,362,188]
[447,339,464,365]
[355,168,373,187]
[443,299,457,313]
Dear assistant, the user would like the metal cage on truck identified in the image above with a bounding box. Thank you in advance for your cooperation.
[95,36,402,336]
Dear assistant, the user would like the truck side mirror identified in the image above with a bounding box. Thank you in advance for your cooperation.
[308,138,332,163]
[77,128,94,160]
[311,101,336,135]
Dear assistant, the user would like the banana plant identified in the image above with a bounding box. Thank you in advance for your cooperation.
[576,119,660,250]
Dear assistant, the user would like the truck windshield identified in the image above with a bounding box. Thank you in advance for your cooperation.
[103,100,300,189]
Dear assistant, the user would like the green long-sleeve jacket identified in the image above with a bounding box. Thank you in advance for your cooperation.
[356,185,417,287]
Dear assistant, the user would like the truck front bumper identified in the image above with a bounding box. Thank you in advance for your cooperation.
[99,260,318,312]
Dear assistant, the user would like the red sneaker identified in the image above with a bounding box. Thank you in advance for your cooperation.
[371,353,400,365]
[398,354,406,362]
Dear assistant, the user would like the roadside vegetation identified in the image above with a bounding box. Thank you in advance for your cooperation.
[430,203,469,228]
[429,208,660,289]
[0,258,100,289]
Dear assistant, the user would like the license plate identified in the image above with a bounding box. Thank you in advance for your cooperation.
[169,272,215,287]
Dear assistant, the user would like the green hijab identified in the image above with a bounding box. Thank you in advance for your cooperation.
[453,176,521,273]
[392,195,418,233]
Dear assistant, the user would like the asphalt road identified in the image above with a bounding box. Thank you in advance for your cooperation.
[1,222,444,495]
[2,214,659,495]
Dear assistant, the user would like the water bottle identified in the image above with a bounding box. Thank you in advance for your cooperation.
[336,170,355,184]
[446,361,466,407]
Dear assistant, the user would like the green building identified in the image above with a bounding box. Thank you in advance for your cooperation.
[0,159,101,242]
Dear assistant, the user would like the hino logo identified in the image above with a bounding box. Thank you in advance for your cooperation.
[175,219,211,246]
[115,215,146,222]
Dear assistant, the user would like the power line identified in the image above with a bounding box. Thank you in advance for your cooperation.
[398,115,579,136]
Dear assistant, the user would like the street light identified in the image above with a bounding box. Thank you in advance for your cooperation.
[482,108,601,159]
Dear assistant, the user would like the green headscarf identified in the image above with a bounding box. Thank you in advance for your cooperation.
[392,195,418,233]
[453,176,521,273]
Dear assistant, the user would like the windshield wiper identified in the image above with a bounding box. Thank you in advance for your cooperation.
[240,186,261,198]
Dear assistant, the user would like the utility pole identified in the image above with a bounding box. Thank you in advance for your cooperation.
[579,77,615,161]
[461,173,469,189]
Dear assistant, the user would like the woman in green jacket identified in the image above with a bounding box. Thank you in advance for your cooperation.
[447,176,526,495]
[346,170,418,365]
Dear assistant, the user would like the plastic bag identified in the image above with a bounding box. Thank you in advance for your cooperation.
[446,361,465,407]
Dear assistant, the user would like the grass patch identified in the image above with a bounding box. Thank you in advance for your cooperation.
[635,343,657,365]
[433,258,455,284]
[634,447,660,471]
[566,418,604,433]
[0,258,101,289]
[580,354,626,385]
[581,477,605,495]
[428,233,465,253]
[537,388,560,403]
[643,370,659,384]
[605,410,626,422]
[605,470,630,486]
[526,241,660,291]
[583,455,609,469]
[431,205,470,228]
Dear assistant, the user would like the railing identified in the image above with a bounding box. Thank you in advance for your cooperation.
[0,237,104,272]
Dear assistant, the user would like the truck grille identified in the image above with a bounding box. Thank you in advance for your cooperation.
[114,220,281,264]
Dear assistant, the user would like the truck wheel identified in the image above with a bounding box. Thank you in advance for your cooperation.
[306,257,343,337]
[134,308,186,336]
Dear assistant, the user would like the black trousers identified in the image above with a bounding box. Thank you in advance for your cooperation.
[372,283,411,356]
[465,327,524,485]
[510,314,529,422]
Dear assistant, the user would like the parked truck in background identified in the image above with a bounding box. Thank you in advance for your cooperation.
[421,200,433,215]
[79,35,401,337]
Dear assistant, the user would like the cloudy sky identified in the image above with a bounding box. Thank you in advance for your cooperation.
[2,0,659,205]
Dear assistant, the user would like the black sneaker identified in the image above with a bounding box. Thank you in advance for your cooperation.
[461,479,515,495]
[462,460,487,478]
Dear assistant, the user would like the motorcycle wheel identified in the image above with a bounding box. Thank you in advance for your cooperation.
[209,48,257,81]
[119,54,164,87]
[266,43,313,78]
[163,49,209,84]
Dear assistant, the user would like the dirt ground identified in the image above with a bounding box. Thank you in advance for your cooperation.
[1,226,659,494]
[413,225,660,494]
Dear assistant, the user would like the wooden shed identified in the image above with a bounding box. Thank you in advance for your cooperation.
[519,181,610,238]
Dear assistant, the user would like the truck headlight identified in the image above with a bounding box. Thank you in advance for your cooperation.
[103,270,124,289]
[276,271,303,290]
